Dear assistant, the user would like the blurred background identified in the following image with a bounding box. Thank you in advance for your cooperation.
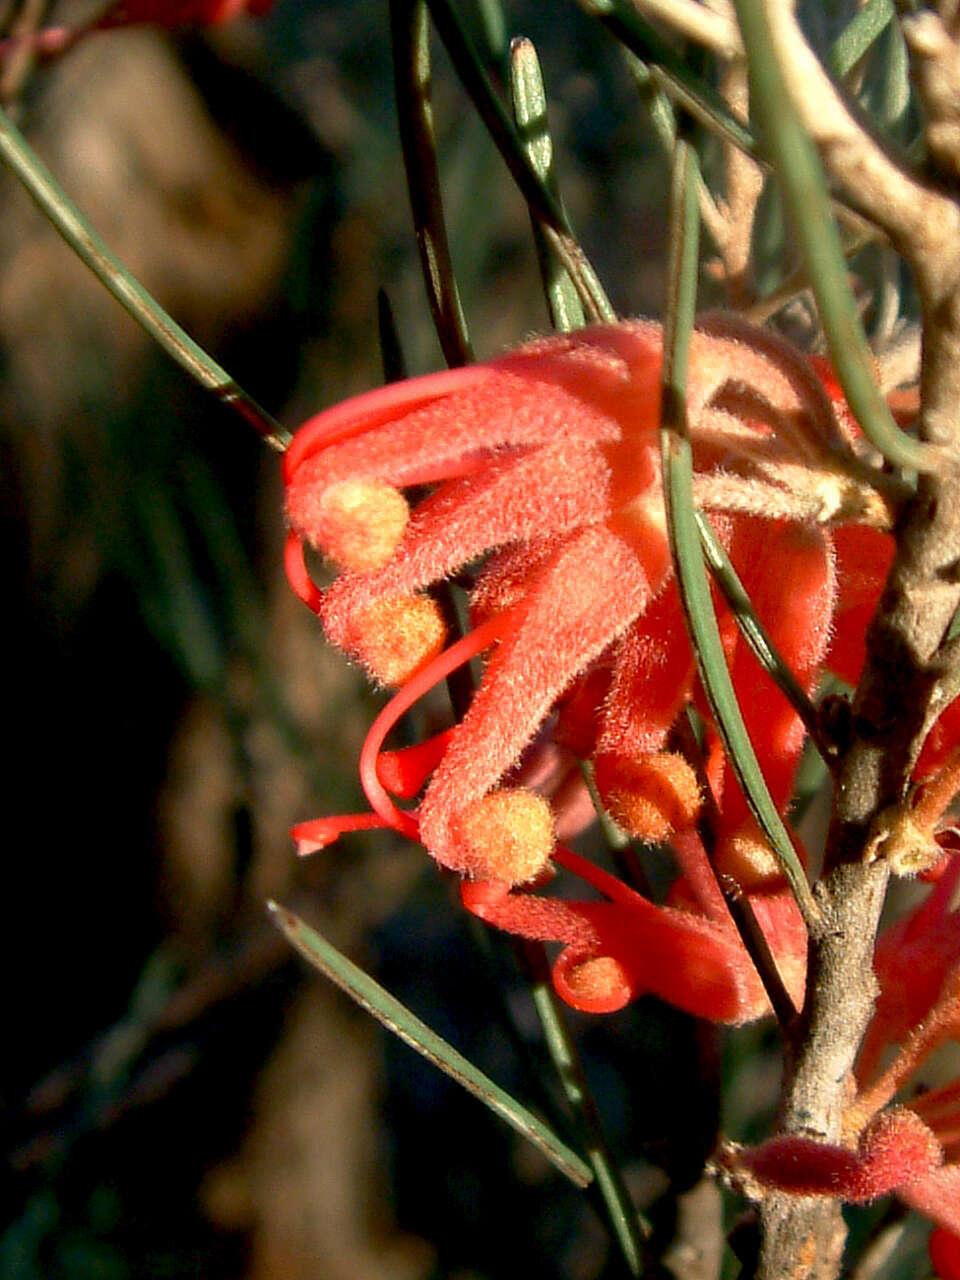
[1,5,924,1277]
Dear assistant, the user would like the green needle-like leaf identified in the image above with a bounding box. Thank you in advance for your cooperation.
[0,105,288,452]
[267,901,594,1189]
[391,0,474,366]
[509,37,586,333]
[695,511,833,764]
[734,0,937,475]
[658,139,821,931]
[827,0,894,81]
[525,952,650,1276]
[425,0,615,322]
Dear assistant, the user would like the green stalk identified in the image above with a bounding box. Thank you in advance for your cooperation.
[525,948,650,1276]
[658,138,821,931]
[390,0,474,366]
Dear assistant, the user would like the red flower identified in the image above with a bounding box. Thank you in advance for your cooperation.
[284,318,889,1020]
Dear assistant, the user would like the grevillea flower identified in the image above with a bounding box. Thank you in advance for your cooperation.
[284,317,892,1021]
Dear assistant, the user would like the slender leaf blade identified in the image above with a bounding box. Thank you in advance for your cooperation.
[267,900,594,1188]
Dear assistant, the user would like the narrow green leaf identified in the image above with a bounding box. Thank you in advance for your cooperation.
[827,0,894,82]
[658,140,821,931]
[665,451,821,930]
[0,105,288,452]
[695,511,834,763]
[583,0,758,159]
[508,37,586,333]
[390,0,474,366]
[660,140,699,433]
[424,0,616,322]
[734,0,938,475]
[267,901,594,1189]
[878,16,910,130]
[525,951,650,1276]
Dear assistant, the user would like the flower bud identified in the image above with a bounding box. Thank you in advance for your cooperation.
[593,751,701,842]
[716,821,783,890]
[556,955,632,1014]
[733,1107,941,1202]
[304,479,409,572]
[352,594,446,687]
[452,789,554,885]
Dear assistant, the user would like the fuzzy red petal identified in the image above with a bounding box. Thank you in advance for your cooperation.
[739,1109,942,1202]
[461,856,767,1023]
[900,1165,960,1235]
[598,584,696,758]
[318,438,613,653]
[931,1228,960,1280]
[859,856,960,1084]
[419,526,656,873]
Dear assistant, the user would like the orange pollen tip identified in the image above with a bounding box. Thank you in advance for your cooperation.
[453,789,555,886]
[317,480,409,571]
[563,956,631,1008]
[716,822,783,890]
[354,594,447,687]
[594,751,701,842]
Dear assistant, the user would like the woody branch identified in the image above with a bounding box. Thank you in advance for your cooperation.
[737,4,960,1277]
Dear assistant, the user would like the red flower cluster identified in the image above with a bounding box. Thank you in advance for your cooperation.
[283,317,910,1023]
